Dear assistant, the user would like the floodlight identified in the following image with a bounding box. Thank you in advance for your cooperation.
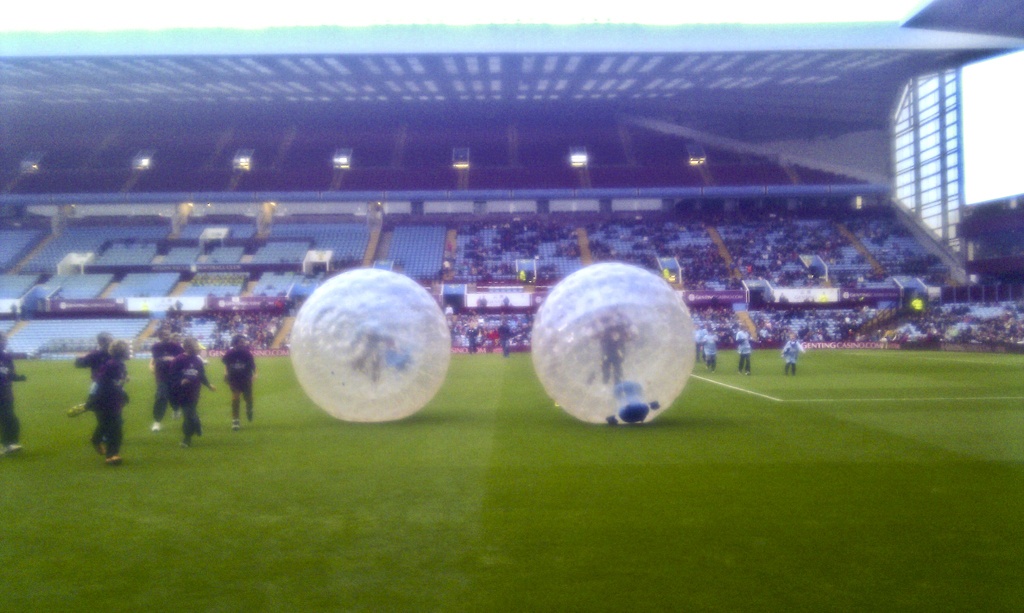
[569,146,588,168]
[333,148,353,170]
[452,147,470,170]
[686,143,707,166]
[233,149,254,172]
[132,149,155,171]
[20,152,43,174]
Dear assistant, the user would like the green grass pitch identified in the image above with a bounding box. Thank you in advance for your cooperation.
[2,350,1024,611]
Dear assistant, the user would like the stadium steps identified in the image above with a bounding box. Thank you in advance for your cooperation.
[374,231,393,261]
[736,311,758,336]
[272,317,295,349]
[242,280,259,296]
[835,223,887,277]
[99,281,119,298]
[6,320,28,337]
[706,226,742,281]
[445,229,458,255]
[363,228,382,267]
[860,307,899,338]
[10,233,55,274]
[169,281,191,297]
[138,319,161,341]
[576,228,593,265]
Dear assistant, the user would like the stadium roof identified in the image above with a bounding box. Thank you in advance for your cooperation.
[1,1,1022,144]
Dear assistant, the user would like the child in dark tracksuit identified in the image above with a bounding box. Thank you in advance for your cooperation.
[93,340,131,465]
[170,337,216,448]
[0,332,27,455]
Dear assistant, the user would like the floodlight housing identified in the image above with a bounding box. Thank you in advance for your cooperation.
[686,143,707,166]
[133,149,155,171]
[452,147,470,170]
[569,146,588,168]
[233,149,254,172]
[20,152,43,174]
[333,148,353,170]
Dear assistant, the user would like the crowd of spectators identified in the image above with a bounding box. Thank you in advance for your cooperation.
[844,214,947,285]
[448,312,533,352]
[445,208,950,291]
[888,301,1024,345]
[449,219,581,284]
[164,311,284,350]
[747,307,879,344]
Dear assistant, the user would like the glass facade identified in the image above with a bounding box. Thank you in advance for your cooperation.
[893,69,961,252]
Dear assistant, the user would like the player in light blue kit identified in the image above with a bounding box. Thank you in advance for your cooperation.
[694,326,707,365]
[703,331,718,373]
[736,328,752,375]
[781,333,806,375]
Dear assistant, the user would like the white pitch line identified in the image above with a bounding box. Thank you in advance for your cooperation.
[846,352,1024,367]
[787,396,1024,404]
[690,375,782,402]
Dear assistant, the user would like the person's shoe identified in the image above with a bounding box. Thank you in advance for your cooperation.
[5,444,23,455]
[232,419,241,431]
[93,442,106,456]
[151,421,162,432]
[105,455,122,466]
[67,403,87,418]
[606,416,619,425]
[180,441,190,448]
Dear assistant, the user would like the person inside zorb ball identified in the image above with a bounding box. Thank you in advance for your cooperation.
[531,262,696,424]
[289,268,451,422]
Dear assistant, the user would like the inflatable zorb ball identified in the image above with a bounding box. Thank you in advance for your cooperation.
[290,268,451,422]
[531,262,696,424]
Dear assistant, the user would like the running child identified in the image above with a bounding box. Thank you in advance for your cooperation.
[221,334,256,430]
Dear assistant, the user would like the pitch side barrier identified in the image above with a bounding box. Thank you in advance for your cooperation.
[38,295,290,315]
[803,341,901,350]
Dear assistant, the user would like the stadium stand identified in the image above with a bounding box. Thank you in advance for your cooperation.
[249,272,322,297]
[179,223,258,240]
[7,318,149,356]
[106,273,181,298]
[204,246,245,265]
[180,273,247,297]
[21,224,169,274]
[162,246,204,266]
[48,274,114,299]
[0,274,40,299]
[269,222,369,268]
[92,242,159,267]
[0,228,45,272]
[251,241,312,265]
[387,225,447,280]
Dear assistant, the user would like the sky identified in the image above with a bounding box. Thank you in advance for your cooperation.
[2,0,930,32]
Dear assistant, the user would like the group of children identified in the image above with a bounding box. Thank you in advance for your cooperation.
[0,327,257,465]
[142,328,257,449]
[694,327,806,376]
